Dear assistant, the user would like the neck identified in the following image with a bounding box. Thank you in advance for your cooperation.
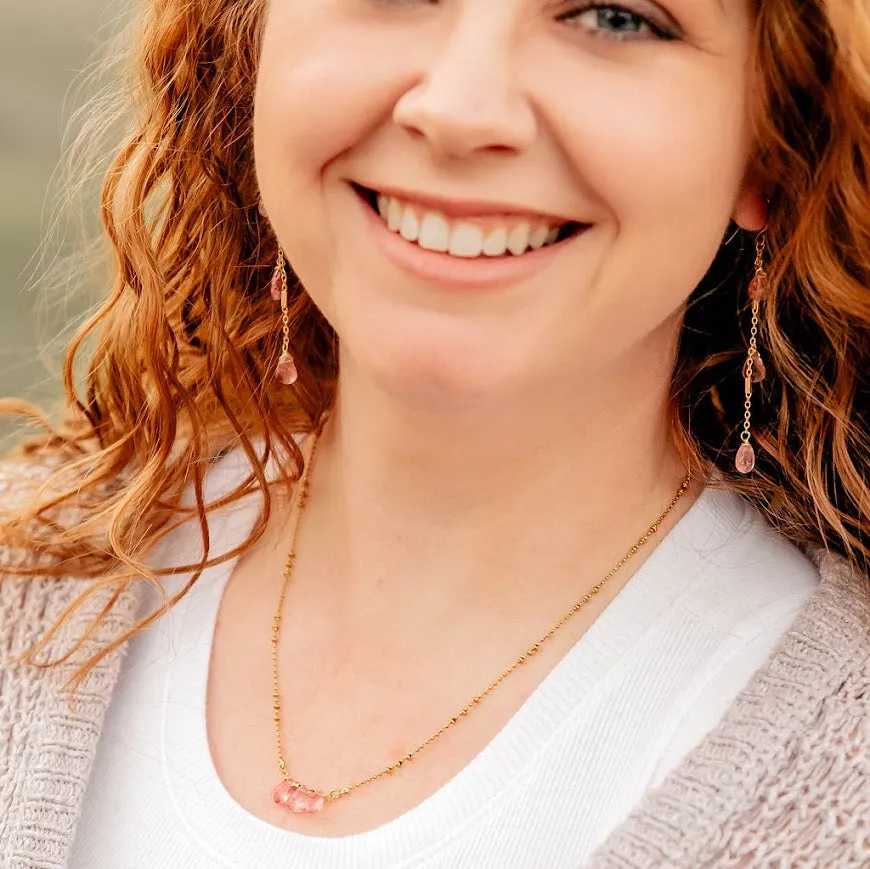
[294,339,698,625]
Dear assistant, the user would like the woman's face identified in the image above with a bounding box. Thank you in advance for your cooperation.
[254,0,762,412]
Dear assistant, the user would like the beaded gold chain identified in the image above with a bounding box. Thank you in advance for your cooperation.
[271,429,691,814]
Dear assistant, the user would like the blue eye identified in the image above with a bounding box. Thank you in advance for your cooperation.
[562,2,679,41]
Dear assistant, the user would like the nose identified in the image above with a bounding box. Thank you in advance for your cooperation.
[393,18,538,160]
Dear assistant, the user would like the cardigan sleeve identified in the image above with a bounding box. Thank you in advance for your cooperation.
[0,459,144,869]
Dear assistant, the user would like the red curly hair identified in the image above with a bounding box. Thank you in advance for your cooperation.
[2,0,869,693]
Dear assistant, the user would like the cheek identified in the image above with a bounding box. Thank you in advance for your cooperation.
[538,48,751,223]
[257,39,362,177]
[252,5,423,305]
[534,50,751,337]
[253,6,426,201]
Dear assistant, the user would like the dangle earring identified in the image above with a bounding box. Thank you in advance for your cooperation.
[271,246,298,386]
[735,233,768,474]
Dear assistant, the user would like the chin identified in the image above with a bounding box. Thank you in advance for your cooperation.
[343,330,526,416]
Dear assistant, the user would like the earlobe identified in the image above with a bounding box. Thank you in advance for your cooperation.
[732,186,769,232]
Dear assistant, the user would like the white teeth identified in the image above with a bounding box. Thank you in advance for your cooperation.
[372,192,567,258]
[399,208,420,242]
[418,212,450,252]
[529,225,549,250]
[482,228,508,257]
[507,222,531,256]
[387,198,403,232]
[449,223,485,258]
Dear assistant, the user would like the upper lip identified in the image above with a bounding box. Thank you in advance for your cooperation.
[354,181,582,226]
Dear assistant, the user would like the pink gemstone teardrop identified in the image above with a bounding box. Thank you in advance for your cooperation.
[275,354,298,385]
[258,200,268,218]
[270,269,283,301]
[748,274,767,301]
[735,443,756,474]
[742,352,766,383]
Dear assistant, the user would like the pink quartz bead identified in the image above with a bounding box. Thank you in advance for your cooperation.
[275,354,298,385]
[742,352,766,383]
[272,781,326,814]
[735,443,756,474]
[291,790,326,814]
[748,273,767,301]
[270,269,283,301]
[272,780,297,807]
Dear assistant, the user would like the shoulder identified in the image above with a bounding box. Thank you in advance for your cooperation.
[670,484,821,639]
[697,494,870,779]
[794,547,870,692]
[705,550,870,865]
[589,548,870,868]
[0,454,56,507]
[0,447,104,576]
[0,458,146,866]
[0,450,140,658]
[0,456,61,574]
[590,482,870,866]
[0,451,143,683]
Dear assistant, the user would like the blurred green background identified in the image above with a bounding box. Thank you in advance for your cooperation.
[1,0,121,434]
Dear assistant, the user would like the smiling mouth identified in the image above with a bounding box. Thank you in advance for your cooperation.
[353,184,585,259]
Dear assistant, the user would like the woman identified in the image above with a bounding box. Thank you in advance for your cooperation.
[1,0,868,866]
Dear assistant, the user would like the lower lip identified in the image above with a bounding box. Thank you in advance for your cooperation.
[353,187,585,291]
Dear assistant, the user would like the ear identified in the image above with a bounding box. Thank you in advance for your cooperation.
[732,181,768,232]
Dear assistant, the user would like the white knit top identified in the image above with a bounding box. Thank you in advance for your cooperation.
[68,450,820,868]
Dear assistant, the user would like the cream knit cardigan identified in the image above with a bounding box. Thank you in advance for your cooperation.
[1,465,869,868]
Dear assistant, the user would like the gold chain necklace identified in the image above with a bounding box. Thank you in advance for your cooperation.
[271,430,691,814]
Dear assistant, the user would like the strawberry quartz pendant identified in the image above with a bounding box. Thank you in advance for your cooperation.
[275,353,298,386]
[272,780,326,814]
[735,443,756,474]
[748,273,767,301]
